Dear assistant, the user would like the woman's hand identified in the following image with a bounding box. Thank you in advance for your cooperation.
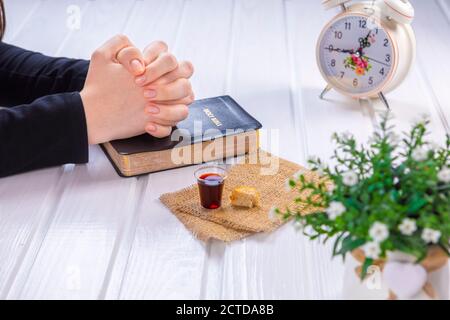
[118,40,194,136]
[80,35,194,144]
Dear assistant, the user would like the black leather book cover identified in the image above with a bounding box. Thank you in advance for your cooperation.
[108,96,263,155]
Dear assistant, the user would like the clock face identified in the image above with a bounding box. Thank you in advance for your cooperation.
[318,14,396,96]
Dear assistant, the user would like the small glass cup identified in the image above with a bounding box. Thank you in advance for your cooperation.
[194,165,228,209]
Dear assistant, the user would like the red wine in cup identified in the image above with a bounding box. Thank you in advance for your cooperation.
[197,173,225,209]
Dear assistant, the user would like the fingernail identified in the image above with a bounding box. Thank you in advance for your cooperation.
[135,75,146,86]
[146,106,160,114]
[131,59,144,73]
[144,89,157,98]
[146,124,157,132]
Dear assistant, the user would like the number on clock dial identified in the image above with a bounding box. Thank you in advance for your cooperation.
[319,15,394,95]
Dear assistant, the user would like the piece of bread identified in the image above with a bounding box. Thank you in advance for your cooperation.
[229,186,261,208]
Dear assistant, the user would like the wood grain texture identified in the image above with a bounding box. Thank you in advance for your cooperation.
[2,0,41,42]
[0,0,449,299]
[0,167,62,298]
[0,0,87,299]
[103,0,210,300]
[7,0,140,300]
[113,0,234,300]
[411,0,450,132]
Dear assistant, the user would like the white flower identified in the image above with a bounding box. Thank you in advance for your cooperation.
[369,222,389,243]
[303,225,315,236]
[307,156,326,175]
[398,218,417,236]
[363,241,381,260]
[325,201,346,220]
[412,147,428,162]
[341,131,353,141]
[268,206,279,222]
[316,165,326,176]
[437,167,450,184]
[327,184,336,195]
[294,219,306,231]
[427,141,441,151]
[413,113,430,126]
[293,168,307,181]
[421,228,441,244]
[342,171,358,187]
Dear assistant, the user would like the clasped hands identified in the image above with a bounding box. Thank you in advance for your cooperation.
[80,35,194,145]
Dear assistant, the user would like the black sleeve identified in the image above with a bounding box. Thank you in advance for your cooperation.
[0,92,89,177]
[0,41,89,107]
[0,42,90,177]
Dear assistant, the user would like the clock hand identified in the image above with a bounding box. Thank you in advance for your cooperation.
[366,56,390,67]
[364,30,372,46]
[324,47,355,54]
[358,30,372,55]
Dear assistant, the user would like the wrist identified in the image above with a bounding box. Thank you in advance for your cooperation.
[80,88,104,145]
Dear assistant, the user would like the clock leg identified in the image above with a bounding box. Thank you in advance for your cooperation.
[320,85,333,100]
[378,92,390,110]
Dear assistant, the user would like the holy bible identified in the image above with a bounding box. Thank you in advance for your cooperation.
[102,96,262,177]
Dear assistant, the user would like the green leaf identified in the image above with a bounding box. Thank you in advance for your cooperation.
[288,114,450,263]
[438,243,450,257]
[361,258,374,281]
[337,235,365,256]
[332,232,346,256]
[391,235,427,261]
[407,197,428,213]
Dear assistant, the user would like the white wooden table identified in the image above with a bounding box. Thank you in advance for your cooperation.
[0,0,449,300]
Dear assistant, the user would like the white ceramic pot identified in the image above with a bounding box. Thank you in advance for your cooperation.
[342,248,449,300]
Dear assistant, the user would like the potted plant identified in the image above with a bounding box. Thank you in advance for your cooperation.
[279,113,450,299]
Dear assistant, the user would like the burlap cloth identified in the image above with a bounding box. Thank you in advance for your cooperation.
[160,151,321,242]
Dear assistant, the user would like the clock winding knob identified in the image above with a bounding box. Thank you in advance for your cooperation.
[379,0,415,24]
[321,0,352,10]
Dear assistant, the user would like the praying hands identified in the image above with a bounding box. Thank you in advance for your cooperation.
[81,35,194,144]
[0,33,194,177]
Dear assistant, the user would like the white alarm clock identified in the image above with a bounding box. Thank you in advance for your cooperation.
[317,0,416,109]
